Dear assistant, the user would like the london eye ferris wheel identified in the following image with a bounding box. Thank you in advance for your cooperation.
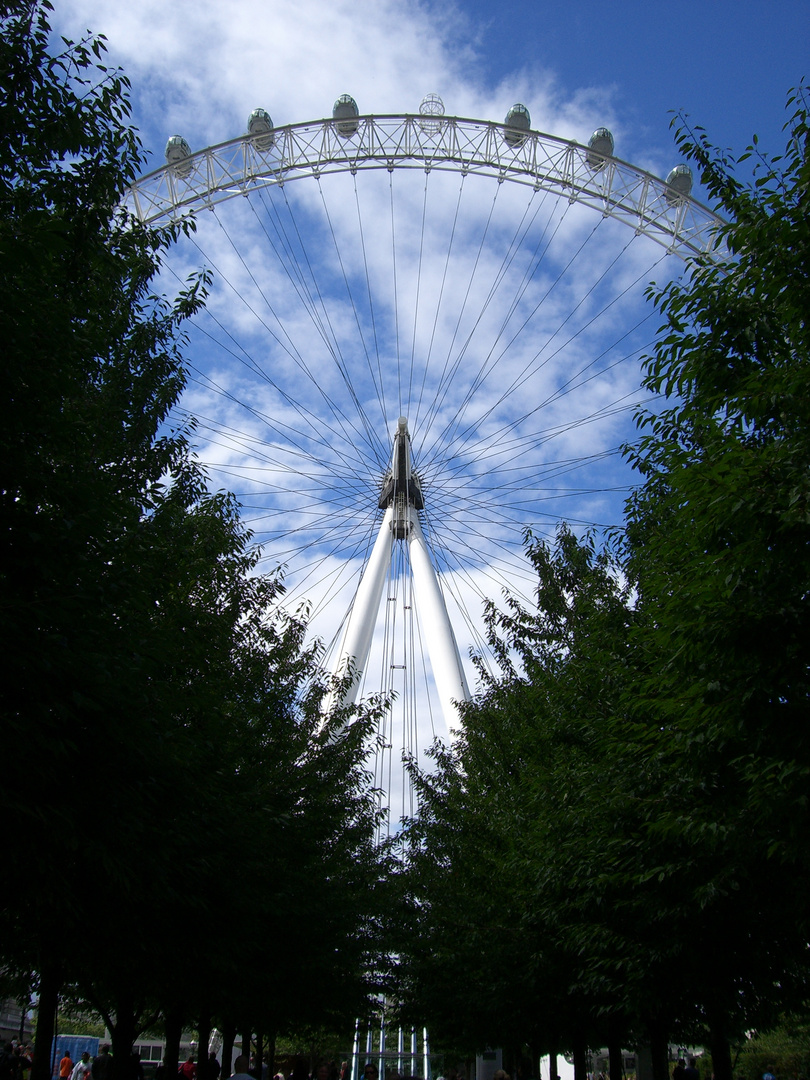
[125,92,722,827]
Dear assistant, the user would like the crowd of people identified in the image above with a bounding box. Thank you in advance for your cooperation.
[0,1040,109,1080]
[0,1042,786,1080]
[0,1042,33,1080]
[179,1056,428,1080]
[0,1046,442,1080]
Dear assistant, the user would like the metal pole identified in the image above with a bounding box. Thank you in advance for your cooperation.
[351,1020,360,1080]
[378,1015,386,1080]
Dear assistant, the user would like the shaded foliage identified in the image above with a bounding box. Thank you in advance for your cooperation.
[396,87,810,1075]
[0,3,384,1074]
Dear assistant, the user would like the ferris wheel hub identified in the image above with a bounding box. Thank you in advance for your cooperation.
[377,417,424,532]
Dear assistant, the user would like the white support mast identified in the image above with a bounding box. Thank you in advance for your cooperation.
[406,507,470,736]
[326,504,394,709]
[324,416,470,735]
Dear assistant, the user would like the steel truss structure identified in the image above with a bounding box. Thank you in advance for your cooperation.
[125,113,724,261]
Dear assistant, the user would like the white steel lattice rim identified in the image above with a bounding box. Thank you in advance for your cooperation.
[125,113,725,260]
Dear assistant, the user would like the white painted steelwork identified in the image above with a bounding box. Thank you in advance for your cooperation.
[324,505,393,715]
[406,508,470,735]
[125,113,725,260]
[325,418,469,736]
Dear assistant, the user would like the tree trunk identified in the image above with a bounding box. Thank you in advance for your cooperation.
[220,1024,236,1080]
[198,1015,212,1080]
[648,1023,670,1080]
[548,1047,558,1080]
[528,1043,541,1080]
[572,1032,587,1080]
[265,1033,276,1079]
[31,964,61,1080]
[109,996,138,1080]
[164,1006,184,1080]
[607,1017,624,1080]
[708,1016,733,1080]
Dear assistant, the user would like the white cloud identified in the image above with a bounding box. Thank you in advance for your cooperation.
[55,0,616,154]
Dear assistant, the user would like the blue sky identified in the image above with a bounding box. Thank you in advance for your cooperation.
[457,0,805,168]
[49,0,807,786]
[55,0,805,196]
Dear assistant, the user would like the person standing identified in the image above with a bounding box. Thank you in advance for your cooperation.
[230,1058,252,1080]
[92,1047,112,1080]
[71,1054,92,1080]
[60,1052,74,1080]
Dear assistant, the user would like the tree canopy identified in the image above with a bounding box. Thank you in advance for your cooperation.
[0,4,385,1075]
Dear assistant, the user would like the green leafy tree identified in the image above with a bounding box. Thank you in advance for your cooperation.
[398,529,651,1072]
[621,88,810,1077]
[626,88,810,838]
[0,5,385,1076]
[0,4,209,1070]
[733,1015,810,1080]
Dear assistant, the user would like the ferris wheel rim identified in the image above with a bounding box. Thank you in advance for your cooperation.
[125,113,725,262]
